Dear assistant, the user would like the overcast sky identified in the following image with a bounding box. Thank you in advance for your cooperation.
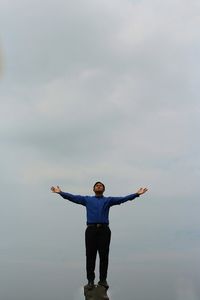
[0,0,200,299]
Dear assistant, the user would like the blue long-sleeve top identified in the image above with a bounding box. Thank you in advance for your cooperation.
[59,191,140,224]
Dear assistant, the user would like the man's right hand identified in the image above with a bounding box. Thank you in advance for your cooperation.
[51,186,61,193]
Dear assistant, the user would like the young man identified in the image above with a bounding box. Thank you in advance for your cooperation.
[51,182,148,289]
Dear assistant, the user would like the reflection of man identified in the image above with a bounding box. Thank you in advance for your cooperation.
[51,182,148,289]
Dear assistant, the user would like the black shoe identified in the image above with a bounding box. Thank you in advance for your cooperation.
[98,280,109,289]
[87,280,95,290]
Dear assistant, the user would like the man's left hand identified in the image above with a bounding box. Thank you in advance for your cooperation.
[136,187,148,195]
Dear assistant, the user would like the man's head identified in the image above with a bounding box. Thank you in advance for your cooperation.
[93,181,105,196]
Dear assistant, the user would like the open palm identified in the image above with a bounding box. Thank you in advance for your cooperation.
[137,187,148,195]
[51,186,61,193]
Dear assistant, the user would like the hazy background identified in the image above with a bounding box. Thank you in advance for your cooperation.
[0,0,200,299]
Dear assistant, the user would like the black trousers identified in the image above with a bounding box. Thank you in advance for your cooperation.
[85,225,111,281]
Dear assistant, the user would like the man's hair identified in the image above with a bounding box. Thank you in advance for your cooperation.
[93,181,105,191]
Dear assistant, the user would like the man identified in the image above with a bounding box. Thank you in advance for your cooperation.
[51,182,148,289]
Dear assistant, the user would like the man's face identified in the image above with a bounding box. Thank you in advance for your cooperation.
[93,182,105,195]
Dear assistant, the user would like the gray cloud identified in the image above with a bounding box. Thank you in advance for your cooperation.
[0,0,200,299]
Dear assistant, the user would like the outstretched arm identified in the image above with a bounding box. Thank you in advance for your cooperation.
[109,187,148,206]
[51,185,86,206]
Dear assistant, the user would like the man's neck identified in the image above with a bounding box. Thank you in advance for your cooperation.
[95,193,103,197]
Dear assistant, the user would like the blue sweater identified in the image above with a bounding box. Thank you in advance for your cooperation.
[59,191,139,224]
